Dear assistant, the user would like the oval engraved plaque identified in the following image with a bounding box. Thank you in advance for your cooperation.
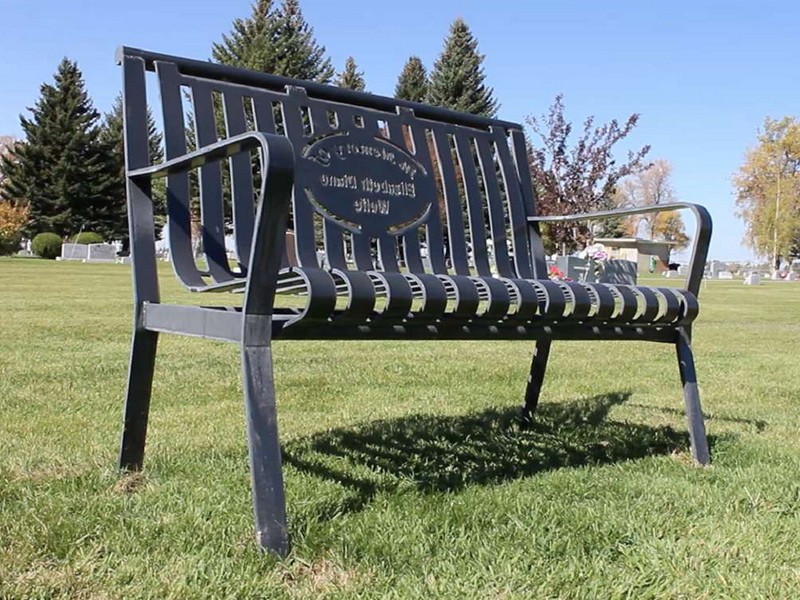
[302,132,435,237]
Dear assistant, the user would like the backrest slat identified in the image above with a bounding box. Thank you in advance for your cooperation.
[278,90,320,268]
[431,130,470,275]
[511,129,544,277]
[475,135,513,277]
[454,133,491,276]
[223,90,255,271]
[155,61,207,289]
[408,124,447,274]
[493,128,533,279]
[191,82,235,283]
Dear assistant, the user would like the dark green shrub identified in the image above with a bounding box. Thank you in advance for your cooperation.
[32,232,62,259]
[71,231,104,245]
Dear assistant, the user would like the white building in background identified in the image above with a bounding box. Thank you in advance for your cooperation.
[593,237,679,273]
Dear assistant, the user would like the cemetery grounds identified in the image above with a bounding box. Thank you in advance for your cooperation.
[1,257,799,598]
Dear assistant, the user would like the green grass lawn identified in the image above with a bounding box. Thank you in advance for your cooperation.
[1,258,799,599]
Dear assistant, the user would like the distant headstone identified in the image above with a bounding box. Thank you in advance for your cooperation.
[600,259,637,285]
[677,265,688,275]
[787,271,799,281]
[556,256,593,282]
[717,271,733,280]
[86,243,117,262]
[60,243,89,261]
[664,270,681,278]
[743,273,761,285]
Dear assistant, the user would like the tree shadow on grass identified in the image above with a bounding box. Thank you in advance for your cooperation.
[283,392,718,519]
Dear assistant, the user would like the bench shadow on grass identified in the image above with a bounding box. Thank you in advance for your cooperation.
[282,392,718,520]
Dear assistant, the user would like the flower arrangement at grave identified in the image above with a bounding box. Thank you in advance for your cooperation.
[578,243,608,281]
[548,264,572,281]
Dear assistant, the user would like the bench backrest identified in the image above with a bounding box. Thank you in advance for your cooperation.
[119,47,548,289]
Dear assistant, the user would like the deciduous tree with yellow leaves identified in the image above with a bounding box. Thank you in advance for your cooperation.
[734,117,800,269]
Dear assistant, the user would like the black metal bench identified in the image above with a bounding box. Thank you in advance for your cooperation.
[116,46,713,557]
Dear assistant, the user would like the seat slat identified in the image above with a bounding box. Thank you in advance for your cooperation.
[403,273,448,323]
[438,274,481,319]
[367,271,413,320]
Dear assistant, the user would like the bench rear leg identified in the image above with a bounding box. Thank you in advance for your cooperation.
[676,329,711,465]
[520,340,552,428]
[119,329,159,471]
[241,343,290,557]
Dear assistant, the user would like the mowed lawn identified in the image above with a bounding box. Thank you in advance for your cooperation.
[1,257,799,599]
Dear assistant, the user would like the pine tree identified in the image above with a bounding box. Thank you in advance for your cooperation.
[213,0,334,82]
[271,0,335,82]
[427,19,498,117]
[211,0,280,71]
[101,95,165,242]
[335,57,366,91]
[0,58,117,238]
[395,56,428,103]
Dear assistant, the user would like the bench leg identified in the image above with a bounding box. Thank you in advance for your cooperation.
[241,343,290,557]
[118,329,159,471]
[520,340,551,428]
[676,329,711,465]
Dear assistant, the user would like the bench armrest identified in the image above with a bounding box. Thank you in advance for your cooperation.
[130,131,296,319]
[528,202,712,296]
[128,131,277,180]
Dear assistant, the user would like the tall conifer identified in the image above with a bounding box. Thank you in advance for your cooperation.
[101,95,165,241]
[336,57,366,91]
[0,59,116,237]
[212,0,279,72]
[271,0,334,82]
[427,19,498,117]
[214,0,333,82]
[395,56,428,103]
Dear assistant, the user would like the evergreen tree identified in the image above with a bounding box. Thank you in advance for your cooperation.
[427,19,498,117]
[0,58,117,238]
[395,56,428,103]
[335,57,366,91]
[213,0,334,82]
[272,0,334,82]
[211,0,280,71]
[101,95,165,242]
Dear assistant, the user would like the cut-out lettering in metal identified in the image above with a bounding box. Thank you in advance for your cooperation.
[302,131,434,236]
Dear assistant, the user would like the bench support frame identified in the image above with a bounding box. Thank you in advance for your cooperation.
[115,48,714,558]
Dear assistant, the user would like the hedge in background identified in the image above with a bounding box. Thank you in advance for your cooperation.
[71,232,104,245]
[31,232,62,259]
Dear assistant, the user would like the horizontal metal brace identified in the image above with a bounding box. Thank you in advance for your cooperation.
[142,303,243,343]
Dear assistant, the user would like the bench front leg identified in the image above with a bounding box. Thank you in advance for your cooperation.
[240,134,295,556]
[241,337,289,555]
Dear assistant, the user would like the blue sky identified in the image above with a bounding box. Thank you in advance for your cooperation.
[2,0,798,261]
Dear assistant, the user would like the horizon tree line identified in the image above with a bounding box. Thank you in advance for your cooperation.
[0,0,713,260]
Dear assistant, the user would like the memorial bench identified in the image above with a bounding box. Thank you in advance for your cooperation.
[116,47,713,557]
